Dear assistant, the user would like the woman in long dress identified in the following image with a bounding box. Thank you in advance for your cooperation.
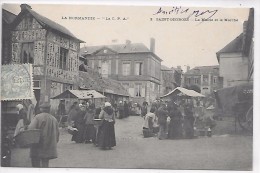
[142,107,157,138]
[68,103,85,143]
[97,102,116,150]
[168,104,183,139]
[183,101,195,139]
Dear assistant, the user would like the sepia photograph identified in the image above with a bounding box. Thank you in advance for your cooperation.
[1,1,257,171]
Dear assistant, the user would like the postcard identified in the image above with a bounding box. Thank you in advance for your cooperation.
[1,2,256,171]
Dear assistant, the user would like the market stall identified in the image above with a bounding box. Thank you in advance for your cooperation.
[51,89,106,126]
[160,87,205,100]
[161,87,214,137]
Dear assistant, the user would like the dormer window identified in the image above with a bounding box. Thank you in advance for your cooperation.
[21,42,34,64]
[104,49,107,53]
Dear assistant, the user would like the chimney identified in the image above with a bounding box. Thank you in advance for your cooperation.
[150,38,155,53]
[20,4,32,11]
[177,66,182,71]
[186,66,190,72]
[125,40,131,45]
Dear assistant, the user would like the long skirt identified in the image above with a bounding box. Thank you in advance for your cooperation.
[183,118,194,139]
[85,124,96,143]
[97,121,116,148]
[72,123,85,143]
[168,120,183,139]
[158,123,167,140]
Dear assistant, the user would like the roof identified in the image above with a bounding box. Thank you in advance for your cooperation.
[161,87,205,99]
[185,65,219,75]
[79,71,129,97]
[161,65,172,71]
[2,9,17,24]
[51,90,106,99]
[81,43,150,54]
[80,43,162,61]
[12,5,84,43]
[216,33,243,61]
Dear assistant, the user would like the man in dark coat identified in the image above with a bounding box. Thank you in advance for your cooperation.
[28,102,59,168]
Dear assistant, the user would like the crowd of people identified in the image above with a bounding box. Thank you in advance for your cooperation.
[63,100,116,150]
[11,96,216,167]
[141,98,214,140]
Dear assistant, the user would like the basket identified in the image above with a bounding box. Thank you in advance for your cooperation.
[67,126,78,135]
[15,129,41,147]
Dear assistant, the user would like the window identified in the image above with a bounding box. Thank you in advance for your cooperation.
[21,42,34,63]
[135,83,142,97]
[187,78,191,84]
[33,80,41,89]
[122,62,130,76]
[213,76,218,84]
[64,84,73,90]
[194,78,199,84]
[59,47,68,70]
[135,62,143,75]
[101,60,109,78]
[154,83,159,92]
[203,75,208,82]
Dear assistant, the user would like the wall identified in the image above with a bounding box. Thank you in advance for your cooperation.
[11,13,80,113]
[248,39,254,80]
[219,53,248,87]
[160,70,177,96]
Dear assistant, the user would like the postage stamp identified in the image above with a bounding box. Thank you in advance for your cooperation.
[1,63,33,100]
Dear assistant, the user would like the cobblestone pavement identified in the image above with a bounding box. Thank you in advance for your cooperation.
[10,116,252,170]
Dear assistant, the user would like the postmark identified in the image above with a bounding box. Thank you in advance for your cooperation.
[1,64,33,100]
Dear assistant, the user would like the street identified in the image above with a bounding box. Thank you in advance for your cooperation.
[11,116,252,170]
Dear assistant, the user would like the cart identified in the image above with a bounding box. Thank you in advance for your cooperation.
[214,82,253,133]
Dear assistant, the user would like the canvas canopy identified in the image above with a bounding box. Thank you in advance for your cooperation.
[51,90,106,99]
[214,82,253,115]
[161,87,205,99]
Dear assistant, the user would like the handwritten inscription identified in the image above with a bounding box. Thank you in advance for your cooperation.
[153,6,218,20]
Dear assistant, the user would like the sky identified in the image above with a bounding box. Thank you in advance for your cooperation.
[2,3,250,71]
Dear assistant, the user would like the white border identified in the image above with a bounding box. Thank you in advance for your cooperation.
[1,1,259,173]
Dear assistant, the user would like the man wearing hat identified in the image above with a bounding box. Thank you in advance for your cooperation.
[28,102,59,168]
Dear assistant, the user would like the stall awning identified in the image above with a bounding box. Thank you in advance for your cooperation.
[161,87,205,99]
[51,90,106,99]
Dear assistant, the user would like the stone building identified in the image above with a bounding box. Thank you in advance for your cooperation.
[80,39,162,104]
[4,4,84,112]
[216,9,254,87]
[160,65,182,96]
[183,65,222,95]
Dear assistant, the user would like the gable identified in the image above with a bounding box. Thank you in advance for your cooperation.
[15,13,42,31]
[94,47,118,55]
